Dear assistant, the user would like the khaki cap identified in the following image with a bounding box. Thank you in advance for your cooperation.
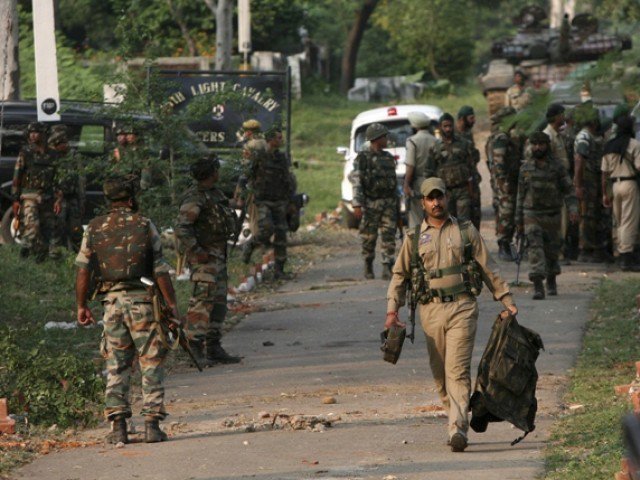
[242,119,262,131]
[407,111,430,129]
[420,177,446,197]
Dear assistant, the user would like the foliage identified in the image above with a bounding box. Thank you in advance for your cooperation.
[251,0,306,54]
[544,277,640,479]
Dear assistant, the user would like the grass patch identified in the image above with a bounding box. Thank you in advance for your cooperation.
[544,277,640,479]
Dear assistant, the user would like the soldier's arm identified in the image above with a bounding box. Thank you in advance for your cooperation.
[491,138,510,192]
[404,139,416,194]
[174,196,204,256]
[514,168,526,230]
[351,153,365,208]
[11,151,25,200]
[149,221,179,314]
[74,230,95,325]
[468,225,516,310]
[573,135,590,201]
[386,235,413,313]
[424,143,439,178]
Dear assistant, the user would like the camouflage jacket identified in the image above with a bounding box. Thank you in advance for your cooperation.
[574,128,601,174]
[457,128,480,165]
[426,136,474,188]
[351,149,398,207]
[75,206,170,292]
[515,153,578,225]
[249,149,293,202]
[505,84,532,111]
[487,132,521,194]
[12,144,58,199]
[110,146,152,190]
[175,184,237,255]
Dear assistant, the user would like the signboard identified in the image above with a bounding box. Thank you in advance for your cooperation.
[160,70,290,153]
[32,0,61,122]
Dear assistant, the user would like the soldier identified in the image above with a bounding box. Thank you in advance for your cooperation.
[574,108,609,263]
[175,155,241,366]
[403,111,437,228]
[110,125,151,190]
[602,115,640,271]
[562,108,580,260]
[426,113,476,224]
[456,106,482,229]
[505,70,532,112]
[11,122,63,261]
[386,177,518,452]
[49,125,84,249]
[487,107,519,261]
[241,127,293,278]
[352,123,398,280]
[516,132,579,300]
[75,174,179,444]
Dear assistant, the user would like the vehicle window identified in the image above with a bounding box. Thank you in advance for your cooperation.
[76,125,106,154]
[354,120,415,152]
[0,129,25,157]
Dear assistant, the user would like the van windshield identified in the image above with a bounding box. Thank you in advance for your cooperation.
[354,120,415,152]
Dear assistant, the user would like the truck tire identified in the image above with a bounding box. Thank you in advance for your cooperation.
[1,207,18,245]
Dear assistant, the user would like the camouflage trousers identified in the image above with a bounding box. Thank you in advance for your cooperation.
[101,290,168,420]
[254,199,288,263]
[470,175,481,230]
[496,187,517,243]
[580,171,612,254]
[59,196,83,249]
[447,186,472,223]
[19,195,61,258]
[360,197,397,265]
[185,248,228,346]
[489,169,500,230]
[524,211,562,280]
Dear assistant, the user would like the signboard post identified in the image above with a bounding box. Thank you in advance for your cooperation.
[32,0,61,122]
[238,0,252,69]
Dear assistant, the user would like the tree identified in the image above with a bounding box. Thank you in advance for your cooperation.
[339,0,379,94]
[203,0,233,70]
[0,0,20,100]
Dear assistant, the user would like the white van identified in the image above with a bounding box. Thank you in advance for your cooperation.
[337,104,443,228]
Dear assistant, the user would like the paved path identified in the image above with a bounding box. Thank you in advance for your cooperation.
[15,155,611,480]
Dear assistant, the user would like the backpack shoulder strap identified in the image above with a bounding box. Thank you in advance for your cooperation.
[459,220,473,263]
[411,225,421,269]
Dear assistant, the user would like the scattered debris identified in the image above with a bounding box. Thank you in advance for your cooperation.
[262,341,275,347]
[321,396,337,405]
[115,441,125,449]
[221,413,339,433]
[567,403,585,414]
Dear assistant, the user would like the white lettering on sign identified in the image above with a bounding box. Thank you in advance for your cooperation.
[195,131,227,143]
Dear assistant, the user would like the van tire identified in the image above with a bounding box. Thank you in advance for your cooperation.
[1,207,17,245]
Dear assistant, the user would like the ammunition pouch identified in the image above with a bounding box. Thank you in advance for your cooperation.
[380,326,406,364]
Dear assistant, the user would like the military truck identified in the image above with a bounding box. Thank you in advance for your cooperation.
[480,6,632,115]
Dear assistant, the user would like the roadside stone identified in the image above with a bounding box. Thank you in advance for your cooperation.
[115,442,125,449]
[322,396,337,405]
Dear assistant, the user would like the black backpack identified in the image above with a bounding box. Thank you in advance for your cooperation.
[470,313,544,445]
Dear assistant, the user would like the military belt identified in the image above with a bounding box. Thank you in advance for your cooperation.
[428,264,465,279]
[428,292,473,303]
[611,176,636,183]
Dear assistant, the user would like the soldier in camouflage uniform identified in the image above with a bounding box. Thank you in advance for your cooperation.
[175,155,241,366]
[561,108,580,260]
[486,107,519,261]
[504,70,532,112]
[49,125,84,249]
[456,106,482,229]
[574,109,610,263]
[75,175,179,444]
[516,132,579,300]
[110,126,152,190]
[351,123,398,280]
[426,113,476,224]
[241,127,293,278]
[11,122,63,261]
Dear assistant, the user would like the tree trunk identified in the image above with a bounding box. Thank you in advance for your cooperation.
[0,0,20,100]
[167,0,198,56]
[203,0,233,70]
[550,0,576,27]
[339,0,379,95]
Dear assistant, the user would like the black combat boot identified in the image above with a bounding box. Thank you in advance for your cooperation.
[546,275,557,296]
[188,340,206,368]
[532,278,545,300]
[206,340,242,365]
[274,260,287,279]
[364,259,374,279]
[107,415,128,444]
[381,263,392,280]
[497,240,514,262]
[144,419,168,443]
[449,433,468,453]
[620,253,640,272]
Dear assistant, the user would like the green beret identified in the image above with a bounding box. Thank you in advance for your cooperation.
[103,175,137,201]
[365,123,388,141]
[457,105,474,119]
[191,154,220,181]
[529,131,550,145]
[439,113,454,124]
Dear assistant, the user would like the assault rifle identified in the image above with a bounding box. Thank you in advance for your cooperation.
[140,276,203,372]
[406,279,416,343]
[514,233,527,286]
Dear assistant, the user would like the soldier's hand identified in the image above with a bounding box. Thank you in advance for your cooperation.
[384,312,406,330]
[353,206,363,220]
[500,304,518,319]
[77,306,95,326]
[602,194,612,208]
[12,201,20,217]
[569,212,580,224]
[53,199,62,216]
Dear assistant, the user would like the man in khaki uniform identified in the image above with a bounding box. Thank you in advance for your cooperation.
[602,115,640,271]
[403,112,437,228]
[385,177,518,452]
[504,70,532,112]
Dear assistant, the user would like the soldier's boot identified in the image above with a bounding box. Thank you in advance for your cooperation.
[497,240,514,262]
[144,419,168,443]
[381,263,392,280]
[206,340,242,365]
[546,275,557,296]
[620,253,640,272]
[364,259,374,279]
[274,260,288,280]
[188,340,206,368]
[107,415,128,444]
[449,433,468,453]
[532,278,545,300]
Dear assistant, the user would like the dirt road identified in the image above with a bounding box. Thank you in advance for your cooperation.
[14,149,611,480]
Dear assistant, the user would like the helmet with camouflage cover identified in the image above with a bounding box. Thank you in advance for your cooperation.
[190,154,221,181]
[103,174,138,201]
[27,122,46,133]
[48,125,69,146]
[365,123,388,142]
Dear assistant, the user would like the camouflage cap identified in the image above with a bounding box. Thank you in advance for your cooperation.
[490,106,516,125]
[242,119,262,132]
[529,131,550,145]
[191,154,220,181]
[407,111,431,129]
[457,105,475,119]
[27,122,46,133]
[420,177,447,197]
[48,130,69,146]
[103,174,137,201]
[365,123,388,141]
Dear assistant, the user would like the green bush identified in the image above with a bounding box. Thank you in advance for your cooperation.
[0,326,104,428]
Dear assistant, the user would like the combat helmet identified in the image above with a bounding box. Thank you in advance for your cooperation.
[365,123,388,142]
[48,124,69,146]
[103,174,138,201]
[191,154,221,181]
[26,122,46,133]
